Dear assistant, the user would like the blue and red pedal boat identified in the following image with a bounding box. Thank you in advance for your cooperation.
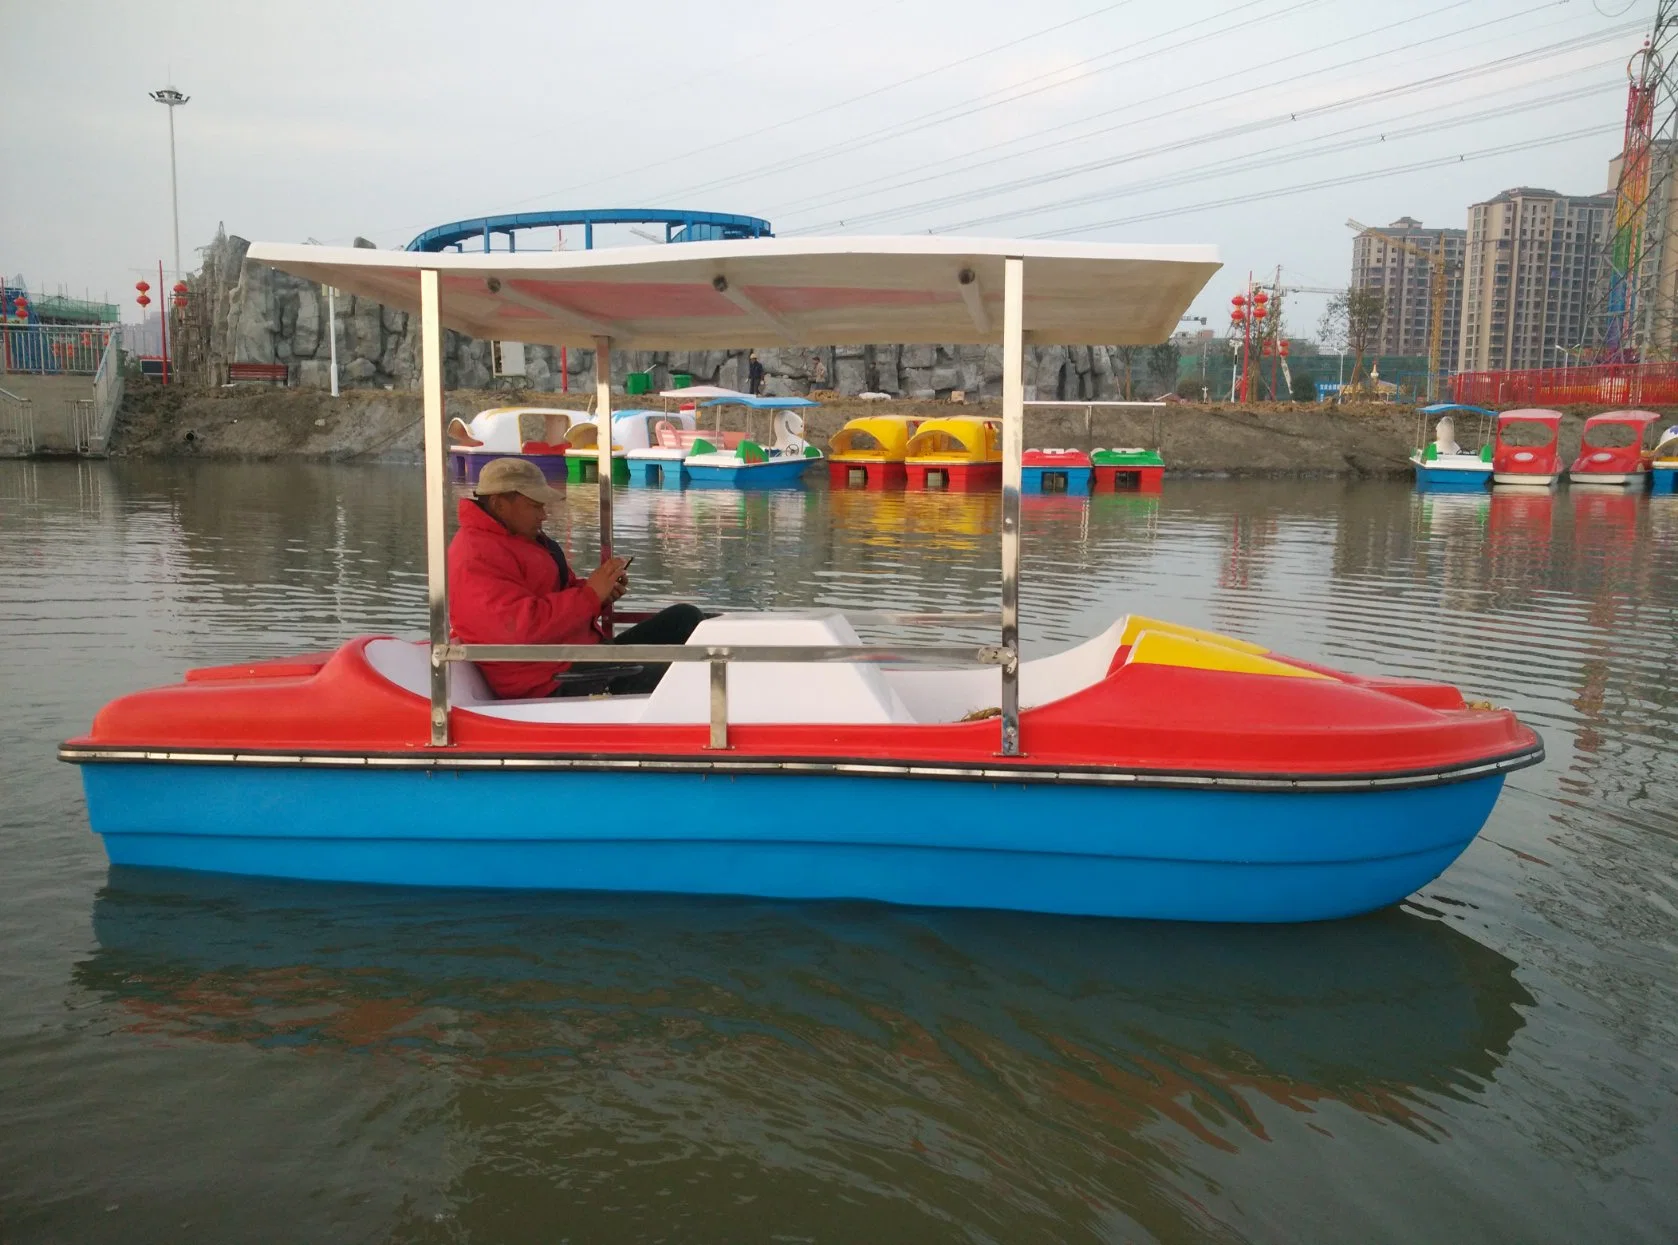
[61,236,1542,922]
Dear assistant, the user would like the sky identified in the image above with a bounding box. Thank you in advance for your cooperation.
[1,0,1660,337]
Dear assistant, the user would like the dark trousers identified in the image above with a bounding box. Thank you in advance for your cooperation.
[554,604,704,697]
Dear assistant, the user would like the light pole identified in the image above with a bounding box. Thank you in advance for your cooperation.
[149,86,189,282]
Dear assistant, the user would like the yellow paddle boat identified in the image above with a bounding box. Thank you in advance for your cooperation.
[904,416,1001,491]
[828,415,921,489]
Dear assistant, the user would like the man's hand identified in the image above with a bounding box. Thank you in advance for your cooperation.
[584,556,630,606]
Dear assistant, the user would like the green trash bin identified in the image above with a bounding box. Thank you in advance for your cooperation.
[625,371,652,396]
[670,373,694,389]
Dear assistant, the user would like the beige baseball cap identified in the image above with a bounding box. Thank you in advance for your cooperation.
[473,457,563,504]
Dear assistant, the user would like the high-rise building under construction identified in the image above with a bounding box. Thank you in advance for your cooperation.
[1349,218,1465,364]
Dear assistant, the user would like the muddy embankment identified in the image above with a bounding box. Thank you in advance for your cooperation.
[111,385,1643,476]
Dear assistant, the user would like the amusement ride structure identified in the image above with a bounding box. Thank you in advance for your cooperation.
[405,209,773,254]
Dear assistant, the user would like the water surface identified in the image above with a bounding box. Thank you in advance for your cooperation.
[2,462,1675,1243]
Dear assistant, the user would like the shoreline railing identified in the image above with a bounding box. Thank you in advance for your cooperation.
[1451,362,1678,407]
[84,328,124,455]
[0,324,117,377]
[0,385,34,457]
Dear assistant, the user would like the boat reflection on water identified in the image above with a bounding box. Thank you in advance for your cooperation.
[76,869,1532,1237]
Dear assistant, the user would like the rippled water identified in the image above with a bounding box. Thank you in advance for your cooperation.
[2,460,1675,1243]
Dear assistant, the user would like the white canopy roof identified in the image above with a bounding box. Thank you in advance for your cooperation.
[245,236,1220,351]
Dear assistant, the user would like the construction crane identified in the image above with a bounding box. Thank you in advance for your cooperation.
[1248,278,1341,401]
[1345,219,1459,402]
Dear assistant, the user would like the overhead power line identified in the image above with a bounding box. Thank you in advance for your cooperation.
[1027,124,1620,238]
[770,0,1488,221]
[649,0,1333,204]
[924,72,1623,234]
[475,0,1143,219]
[332,0,1131,246]
[785,13,1642,233]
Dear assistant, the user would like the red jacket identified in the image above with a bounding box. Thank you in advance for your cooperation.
[447,498,603,698]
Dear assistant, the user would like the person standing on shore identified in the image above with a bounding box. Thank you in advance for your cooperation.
[748,352,765,396]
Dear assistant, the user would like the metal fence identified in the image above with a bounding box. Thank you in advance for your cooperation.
[1450,363,1678,407]
[0,386,33,456]
[85,329,123,454]
[0,324,119,376]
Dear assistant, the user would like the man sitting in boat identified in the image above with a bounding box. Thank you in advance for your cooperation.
[449,457,702,698]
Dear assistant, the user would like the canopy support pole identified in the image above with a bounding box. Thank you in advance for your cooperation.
[420,268,452,746]
[999,256,1024,756]
[595,334,615,635]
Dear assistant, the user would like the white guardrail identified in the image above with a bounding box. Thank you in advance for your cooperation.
[0,385,34,457]
[83,328,123,455]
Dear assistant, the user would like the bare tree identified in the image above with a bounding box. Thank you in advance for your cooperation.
[1146,341,1181,396]
[1114,345,1145,399]
[1318,288,1385,393]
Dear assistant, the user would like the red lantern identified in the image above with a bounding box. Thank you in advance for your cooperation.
[136,293,151,308]
[172,281,188,309]
[1253,290,1269,304]
[1231,308,1246,323]
[12,296,26,317]
[1231,294,1247,307]
[1280,341,1291,357]
[135,281,150,293]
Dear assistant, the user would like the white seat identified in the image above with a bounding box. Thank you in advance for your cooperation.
[880,617,1130,722]
[364,615,1131,728]
[640,612,917,725]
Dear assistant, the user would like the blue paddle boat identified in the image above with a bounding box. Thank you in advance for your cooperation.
[1411,404,1494,490]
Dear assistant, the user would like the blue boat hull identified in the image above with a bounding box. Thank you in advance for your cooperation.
[1413,464,1491,491]
[79,763,1506,922]
[683,457,814,488]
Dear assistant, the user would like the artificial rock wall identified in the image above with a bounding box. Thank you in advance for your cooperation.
[179,227,1145,401]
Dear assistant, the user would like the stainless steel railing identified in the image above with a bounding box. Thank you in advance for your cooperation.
[0,386,33,457]
[438,636,1015,751]
[85,329,124,455]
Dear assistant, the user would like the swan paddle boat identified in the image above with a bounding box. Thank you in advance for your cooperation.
[1569,410,1660,487]
[682,395,822,488]
[447,406,583,481]
[1652,424,1678,495]
[829,414,921,488]
[1411,404,1494,491]
[60,236,1542,922]
[1492,409,1563,487]
[905,416,1002,490]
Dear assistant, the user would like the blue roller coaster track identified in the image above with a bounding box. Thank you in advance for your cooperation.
[405,209,773,253]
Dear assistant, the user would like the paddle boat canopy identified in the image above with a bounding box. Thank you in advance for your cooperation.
[1569,410,1660,486]
[905,416,1002,490]
[682,395,823,488]
[60,234,1542,923]
[620,407,702,488]
[447,406,584,481]
[1492,409,1563,487]
[1411,403,1494,491]
[829,414,921,488]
